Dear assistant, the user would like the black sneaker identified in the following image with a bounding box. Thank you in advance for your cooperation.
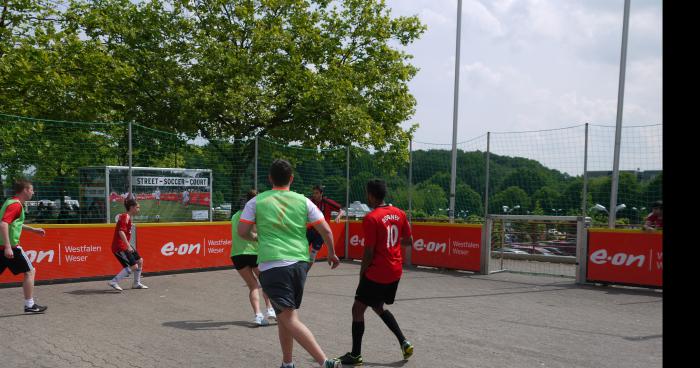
[24,304,48,313]
[338,352,363,366]
[401,340,413,360]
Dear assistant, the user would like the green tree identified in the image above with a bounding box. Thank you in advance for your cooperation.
[491,186,530,214]
[455,183,483,217]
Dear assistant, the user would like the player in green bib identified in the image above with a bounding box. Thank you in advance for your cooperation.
[238,159,342,368]
[230,189,276,326]
[0,179,48,313]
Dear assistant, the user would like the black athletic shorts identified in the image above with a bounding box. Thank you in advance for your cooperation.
[355,275,400,308]
[259,262,309,314]
[306,228,324,251]
[114,250,142,268]
[231,254,258,270]
[0,245,33,275]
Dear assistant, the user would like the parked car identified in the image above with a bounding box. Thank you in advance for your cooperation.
[541,247,567,256]
[345,201,371,218]
[496,247,529,255]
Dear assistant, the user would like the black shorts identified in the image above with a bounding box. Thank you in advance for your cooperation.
[355,275,400,308]
[306,228,324,251]
[231,254,258,270]
[259,262,309,314]
[0,246,33,275]
[114,250,142,268]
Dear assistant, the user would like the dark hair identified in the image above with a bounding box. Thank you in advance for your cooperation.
[13,179,32,194]
[269,159,293,186]
[246,189,258,202]
[652,200,663,209]
[124,198,138,211]
[240,189,258,208]
[312,184,324,193]
[366,179,387,201]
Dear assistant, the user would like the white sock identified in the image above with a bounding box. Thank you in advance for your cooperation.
[113,267,131,283]
[133,267,142,284]
[25,299,34,308]
[282,362,294,368]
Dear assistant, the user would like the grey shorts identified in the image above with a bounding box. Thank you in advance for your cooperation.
[259,262,309,314]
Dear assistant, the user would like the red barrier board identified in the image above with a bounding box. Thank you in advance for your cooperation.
[0,225,124,283]
[136,224,231,272]
[308,222,346,260]
[587,230,662,287]
[345,221,482,273]
[1,221,482,284]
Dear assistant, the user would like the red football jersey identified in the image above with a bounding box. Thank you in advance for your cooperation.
[362,205,412,283]
[111,213,132,253]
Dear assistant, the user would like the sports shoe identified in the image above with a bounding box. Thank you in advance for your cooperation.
[24,304,48,313]
[266,307,277,320]
[401,340,414,360]
[323,359,341,368]
[338,352,363,366]
[254,314,270,326]
[279,364,295,368]
[132,282,149,289]
[108,281,123,291]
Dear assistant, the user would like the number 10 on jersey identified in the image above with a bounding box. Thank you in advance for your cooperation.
[386,224,399,248]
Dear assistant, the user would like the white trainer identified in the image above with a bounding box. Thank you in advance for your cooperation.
[266,308,277,320]
[132,283,149,289]
[254,314,270,326]
[108,281,123,291]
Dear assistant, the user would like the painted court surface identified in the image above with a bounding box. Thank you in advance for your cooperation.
[0,262,662,368]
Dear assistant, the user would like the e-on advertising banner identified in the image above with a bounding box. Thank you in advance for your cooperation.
[587,229,662,288]
[0,225,123,283]
[346,221,482,272]
[0,223,233,285]
[136,223,232,272]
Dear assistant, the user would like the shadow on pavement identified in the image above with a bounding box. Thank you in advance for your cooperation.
[65,289,122,295]
[162,319,276,330]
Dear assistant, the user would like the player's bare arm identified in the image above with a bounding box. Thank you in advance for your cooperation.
[359,242,375,280]
[401,236,413,267]
[119,231,133,252]
[22,224,45,237]
[237,221,257,242]
[1,222,12,258]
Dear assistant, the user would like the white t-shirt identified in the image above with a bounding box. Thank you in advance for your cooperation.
[154,190,160,199]
[240,193,324,271]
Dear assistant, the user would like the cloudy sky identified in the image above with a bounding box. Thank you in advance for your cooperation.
[384,0,662,154]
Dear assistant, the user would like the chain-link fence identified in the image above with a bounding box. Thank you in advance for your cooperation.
[1,113,662,227]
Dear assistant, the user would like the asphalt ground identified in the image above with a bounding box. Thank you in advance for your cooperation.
[0,261,662,368]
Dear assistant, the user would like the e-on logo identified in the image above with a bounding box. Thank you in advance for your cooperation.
[161,242,201,256]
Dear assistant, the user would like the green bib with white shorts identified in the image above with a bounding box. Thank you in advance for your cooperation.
[255,190,309,263]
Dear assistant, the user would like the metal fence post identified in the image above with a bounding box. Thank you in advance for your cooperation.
[582,124,589,217]
[480,215,492,275]
[128,121,133,198]
[254,136,259,191]
[483,132,491,217]
[345,145,350,260]
[408,139,413,224]
[609,0,631,228]
[575,216,589,284]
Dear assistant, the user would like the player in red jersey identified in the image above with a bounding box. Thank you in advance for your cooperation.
[337,179,414,366]
[108,197,148,291]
